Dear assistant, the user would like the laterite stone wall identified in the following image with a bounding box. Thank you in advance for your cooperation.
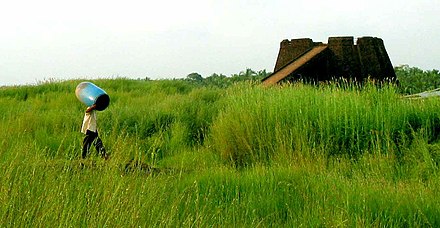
[272,36,396,82]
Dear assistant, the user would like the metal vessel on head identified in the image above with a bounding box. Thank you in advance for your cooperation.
[75,82,110,111]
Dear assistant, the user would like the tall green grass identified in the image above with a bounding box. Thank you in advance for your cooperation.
[212,82,440,167]
[1,78,440,226]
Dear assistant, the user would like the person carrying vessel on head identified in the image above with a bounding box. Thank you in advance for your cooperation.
[81,103,108,159]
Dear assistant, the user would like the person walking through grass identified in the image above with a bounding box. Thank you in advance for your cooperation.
[81,104,108,159]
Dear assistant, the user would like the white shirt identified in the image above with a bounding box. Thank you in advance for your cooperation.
[81,110,97,134]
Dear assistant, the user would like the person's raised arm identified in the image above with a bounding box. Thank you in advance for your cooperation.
[86,104,97,113]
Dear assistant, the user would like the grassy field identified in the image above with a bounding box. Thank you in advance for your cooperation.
[1,78,440,227]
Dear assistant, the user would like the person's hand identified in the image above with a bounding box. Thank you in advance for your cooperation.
[86,104,96,113]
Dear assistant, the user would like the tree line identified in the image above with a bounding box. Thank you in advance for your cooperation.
[394,65,440,94]
[184,68,269,88]
[156,65,440,94]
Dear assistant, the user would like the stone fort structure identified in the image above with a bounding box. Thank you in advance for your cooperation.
[262,36,396,86]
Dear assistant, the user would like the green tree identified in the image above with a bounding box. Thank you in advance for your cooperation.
[395,65,440,94]
[205,73,230,88]
[186,72,203,83]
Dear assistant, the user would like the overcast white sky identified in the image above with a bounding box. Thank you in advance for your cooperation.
[1,0,439,86]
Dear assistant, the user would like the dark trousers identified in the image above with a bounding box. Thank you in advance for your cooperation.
[82,130,107,159]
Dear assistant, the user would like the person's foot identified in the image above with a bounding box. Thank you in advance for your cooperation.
[102,153,110,160]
